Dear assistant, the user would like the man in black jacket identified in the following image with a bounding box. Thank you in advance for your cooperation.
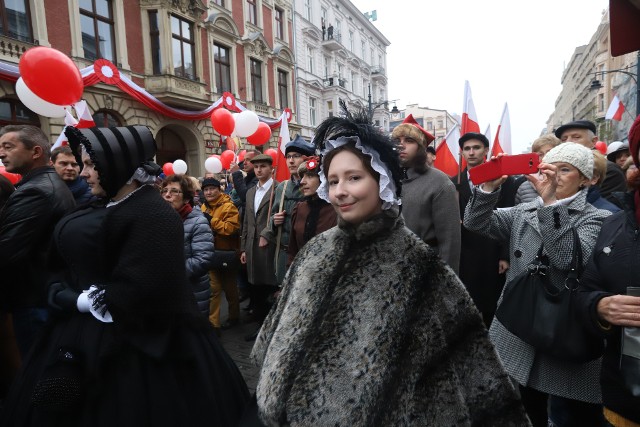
[0,125,75,359]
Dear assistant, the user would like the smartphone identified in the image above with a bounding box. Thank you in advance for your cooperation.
[469,153,541,185]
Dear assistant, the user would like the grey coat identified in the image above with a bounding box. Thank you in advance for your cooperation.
[464,187,611,403]
[183,208,214,315]
[401,166,461,274]
[242,180,278,286]
[252,210,530,426]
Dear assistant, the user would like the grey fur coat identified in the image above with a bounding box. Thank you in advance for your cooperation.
[251,210,530,426]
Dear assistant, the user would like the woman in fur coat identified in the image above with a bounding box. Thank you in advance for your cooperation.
[243,106,530,427]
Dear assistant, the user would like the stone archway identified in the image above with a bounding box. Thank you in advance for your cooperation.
[155,123,204,176]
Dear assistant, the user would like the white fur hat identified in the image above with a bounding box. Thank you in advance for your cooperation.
[544,142,594,179]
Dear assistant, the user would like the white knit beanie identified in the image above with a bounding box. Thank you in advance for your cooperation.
[543,142,594,179]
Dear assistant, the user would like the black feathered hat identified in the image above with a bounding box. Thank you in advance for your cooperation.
[66,126,158,199]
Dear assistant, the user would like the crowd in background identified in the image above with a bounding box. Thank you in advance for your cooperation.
[0,111,639,425]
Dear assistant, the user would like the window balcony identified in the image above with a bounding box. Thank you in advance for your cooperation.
[144,74,208,103]
[0,35,37,63]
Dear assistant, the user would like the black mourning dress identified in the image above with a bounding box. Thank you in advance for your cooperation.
[1,186,249,427]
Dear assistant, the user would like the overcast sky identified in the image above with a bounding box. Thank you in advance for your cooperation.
[350,0,609,153]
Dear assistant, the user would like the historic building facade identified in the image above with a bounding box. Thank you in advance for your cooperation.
[0,0,297,176]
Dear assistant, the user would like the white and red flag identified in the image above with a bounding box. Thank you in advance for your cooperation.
[605,95,625,121]
[491,103,512,157]
[434,124,461,177]
[275,111,290,182]
[461,80,481,136]
[74,100,96,128]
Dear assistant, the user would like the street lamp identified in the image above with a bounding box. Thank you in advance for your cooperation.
[589,51,640,117]
[367,83,399,123]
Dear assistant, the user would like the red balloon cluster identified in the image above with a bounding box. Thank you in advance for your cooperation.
[210,107,273,146]
[595,141,607,155]
[0,166,21,185]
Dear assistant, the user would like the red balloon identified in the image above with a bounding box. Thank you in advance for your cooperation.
[219,150,236,170]
[238,150,247,162]
[211,108,235,136]
[19,47,83,105]
[264,148,278,165]
[247,122,272,146]
[0,166,21,185]
[595,141,607,155]
[162,162,174,176]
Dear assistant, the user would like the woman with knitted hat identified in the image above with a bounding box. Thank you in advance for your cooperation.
[464,142,612,426]
[243,105,529,426]
[1,126,249,426]
[576,116,640,426]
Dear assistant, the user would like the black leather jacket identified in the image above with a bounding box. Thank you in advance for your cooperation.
[0,166,75,308]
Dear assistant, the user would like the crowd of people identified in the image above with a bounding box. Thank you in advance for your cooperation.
[0,108,638,426]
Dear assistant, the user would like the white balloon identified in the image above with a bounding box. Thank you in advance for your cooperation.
[172,159,188,174]
[205,156,222,174]
[15,77,68,118]
[233,110,260,137]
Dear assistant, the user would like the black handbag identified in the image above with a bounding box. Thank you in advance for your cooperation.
[495,227,604,363]
[621,286,640,397]
[210,249,240,270]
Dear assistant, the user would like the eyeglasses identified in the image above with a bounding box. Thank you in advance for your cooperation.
[160,188,183,195]
[286,153,303,160]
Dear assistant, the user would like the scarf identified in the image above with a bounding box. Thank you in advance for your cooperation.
[178,203,193,220]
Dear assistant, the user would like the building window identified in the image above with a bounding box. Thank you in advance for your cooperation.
[324,55,329,78]
[304,0,311,20]
[214,43,232,93]
[148,11,161,75]
[437,119,443,129]
[247,0,257,25]
[599,93,605,112]
[0,98,39,126]
[0,0,32,42]
[250,58,263,103]
[321,7,326,23]
[277,69,288,109]
[370,48,374,64]
[80,0,116,62]
[351,72,356,92]
[274,7,284,39]
[171,15,195,79]
[307,46,314,74]
[309,97,316,126]
[349,31,354,51]
[213,0,224,6]
[427,121,433,130]
[335,19,340,38]
[93,110,122,127]
[361,40,365,59]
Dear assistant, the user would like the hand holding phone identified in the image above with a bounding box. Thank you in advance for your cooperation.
[469,153,540,185]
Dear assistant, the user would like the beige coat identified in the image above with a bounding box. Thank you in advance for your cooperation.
[241,180,279,285]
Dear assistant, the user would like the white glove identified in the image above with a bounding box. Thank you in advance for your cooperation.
[76,285,113,323]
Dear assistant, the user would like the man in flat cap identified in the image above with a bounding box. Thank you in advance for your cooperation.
[260,135,314,286]
[392,114,461,274]
[453,132,517,327]
[241,153,278,340]
[555,120,626,202]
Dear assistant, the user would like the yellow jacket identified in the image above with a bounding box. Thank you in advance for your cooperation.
[201,193,241,250]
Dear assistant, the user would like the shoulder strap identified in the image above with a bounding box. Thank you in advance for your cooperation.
[566,227,582,290]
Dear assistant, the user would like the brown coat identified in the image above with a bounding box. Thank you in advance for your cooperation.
[241,180,279,285]
[287,197,337,266]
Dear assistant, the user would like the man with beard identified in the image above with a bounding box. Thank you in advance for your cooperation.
[392,115,461,274]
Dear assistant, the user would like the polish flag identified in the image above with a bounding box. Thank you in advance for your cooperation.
[74,100,96,128]
[605,95,625,121]
[491,103,512,157]
[434,124,461,177]
[461,80,481,135]
[52,109,80,149]
[275,111,290,182]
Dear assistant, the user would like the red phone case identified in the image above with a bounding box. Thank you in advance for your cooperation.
[469,154,540,185]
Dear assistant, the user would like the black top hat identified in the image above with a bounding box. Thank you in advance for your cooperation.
[554,120,597,139]
[66,126,157,199]
[285,135,315,156]
[458,132,489,148]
